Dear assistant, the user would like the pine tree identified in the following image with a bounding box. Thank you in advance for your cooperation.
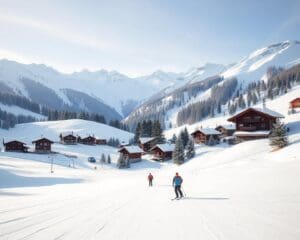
[134,122,142,143]
[117,153,126,168]
[185,138,195,160]
[152,120,165,145]
[269,122,288,149]
[100,153,106,164]
[170,134,177,144]
[107,154,111,164]
[173,137,185,165]
[207,135,215,146]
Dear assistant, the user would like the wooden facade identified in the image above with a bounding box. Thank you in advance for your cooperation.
[96,138,107,145]
[227,107,284,140]
[191,129,221,144]
[78,136,96,145]
[32,138,53,153]
[4,140,28,152]
[60,133,77,145]
[138,137,156,152]
[118,146,143,163]
[215,125,236,138]
[290,98,300,109]
[151,145,174,161]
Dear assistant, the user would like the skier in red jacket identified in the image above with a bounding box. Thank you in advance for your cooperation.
[148,173,154,187]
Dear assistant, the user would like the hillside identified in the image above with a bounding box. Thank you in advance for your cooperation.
[124,40,300,129]
[0,87,300,239]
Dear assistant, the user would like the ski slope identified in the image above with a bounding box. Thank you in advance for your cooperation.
[0,91,300,239]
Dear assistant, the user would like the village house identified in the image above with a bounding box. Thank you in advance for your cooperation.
[138,137,157,152]
[227,107,284,141]
[190,128,221,144]
[215,124,236,138]
[32,137,54,153]
[95,138,107,145]
[3,140,29,152]
[289,98,300,109]
[118,146,144,163]
[150,143,175,161]
[59,132,77,145]
[78,135,96,145]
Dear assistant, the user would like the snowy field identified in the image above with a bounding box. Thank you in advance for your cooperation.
[0,90,300,239]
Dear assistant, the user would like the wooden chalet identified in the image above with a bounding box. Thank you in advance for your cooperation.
[59,132,77,145]
[138,137,157,152]
[118,146,144,163]
[150,143,175,161]
[95,138,107,145]
[227,107,284,140]
[32,137,54,153]
[191,128,221,144]
[78,135,96,145]
[290,98,300,109]
[215,124,236,138]
[3,140,29,152]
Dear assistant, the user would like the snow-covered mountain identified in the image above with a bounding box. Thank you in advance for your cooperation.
[0,60,184,118]
[124,40,300,129]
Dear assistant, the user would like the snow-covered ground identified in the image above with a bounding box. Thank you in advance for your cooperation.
[0,90,300,239]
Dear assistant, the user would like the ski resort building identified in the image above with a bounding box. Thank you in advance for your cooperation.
[150,143,175,161]
[118,146,144,163]
[227,107,284,140]
[138,137,157,152]
[3,140,29,152]
[78,135,96,145]
[32,138,54,153]
[190,128,221,144]
[289,98,300,109]
[59,132,77,145]
[215,124,236,138]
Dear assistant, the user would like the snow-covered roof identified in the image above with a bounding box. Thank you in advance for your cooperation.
[32,137,54,143]
[151,143,175,152]
[60,132,75,137]
[228,107,284,121]
[192,128,221,135]
[119,146,144,154]
[252,107,284,118]
[234,131,270,136]
[216,124,236,130]
[139,137,156,144]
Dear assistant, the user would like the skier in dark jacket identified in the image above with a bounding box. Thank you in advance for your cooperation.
[172,172,183,198]
[148,173,154,187]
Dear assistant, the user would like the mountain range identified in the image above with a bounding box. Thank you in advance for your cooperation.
[0,40,300,125]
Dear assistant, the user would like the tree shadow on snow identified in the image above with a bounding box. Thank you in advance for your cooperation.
[0,169,82,189]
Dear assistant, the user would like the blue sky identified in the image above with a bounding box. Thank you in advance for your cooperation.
[0,0,299,76]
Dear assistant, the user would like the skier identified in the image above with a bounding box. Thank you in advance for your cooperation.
[172,172,183,199]
[148,173,154,187]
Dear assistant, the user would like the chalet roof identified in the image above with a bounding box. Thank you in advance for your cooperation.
[3,140,27,146]
[80,135,96,140]
[32,137,54,144]
[139,137,156,144]
[191,128,221,135]
[61,132,76,138]
[118,146,144,154]
[234,131,270,136]
[150,143,175,152]
[228,107,284,122]
[216,124,236,130]
[290,97,300,103]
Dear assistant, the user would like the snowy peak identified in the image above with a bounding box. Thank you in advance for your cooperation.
[184,63,226,83]
[222,40,300,83]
